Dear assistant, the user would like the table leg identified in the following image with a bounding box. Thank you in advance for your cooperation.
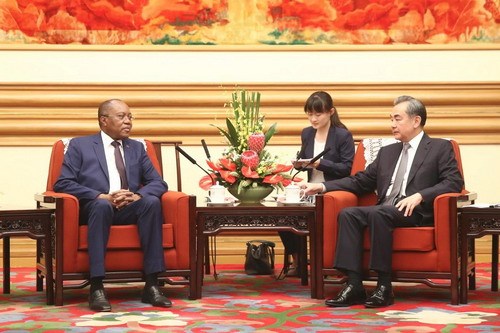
[195,219,205,299]
[470,238,476,290]
[492,234,498,292]
[44,224,55,305]
[308,222,317,299]
[36,240,43,292]
[2,237,10,294]
[459,220,469,304]
[299,236,308,286]
[205,236,211,274]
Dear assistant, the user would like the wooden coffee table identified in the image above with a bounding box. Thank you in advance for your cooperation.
[194,196,322,299]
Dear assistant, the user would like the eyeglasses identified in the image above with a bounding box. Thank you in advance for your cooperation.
[101,113,134,121]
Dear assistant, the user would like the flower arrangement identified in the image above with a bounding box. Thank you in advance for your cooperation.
[199,90,300,194]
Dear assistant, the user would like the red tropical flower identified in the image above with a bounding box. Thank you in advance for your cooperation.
[199,174,217,190]
[241,165,260,179]
[273,164,293,173]
[219,158,237,171]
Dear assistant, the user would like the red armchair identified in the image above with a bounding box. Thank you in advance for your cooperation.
[37,139,196,305]
[316,138,472,304]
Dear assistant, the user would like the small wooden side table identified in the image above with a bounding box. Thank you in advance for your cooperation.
[0,196,60,305]
[458,205,500,304]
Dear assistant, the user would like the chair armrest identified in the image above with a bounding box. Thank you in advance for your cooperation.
[40,191,80,230]
[40,191,80,272]
[456,191,477,208]
[161,191,194,263]
[433,191,470,269]
[322,191,360,267]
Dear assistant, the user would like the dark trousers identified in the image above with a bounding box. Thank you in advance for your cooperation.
[80,196,165,278]
[334,205,424,274]
[278,231,300,255]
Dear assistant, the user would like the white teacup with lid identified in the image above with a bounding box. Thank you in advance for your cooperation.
[209,181,226,203]
[284,182,306,203]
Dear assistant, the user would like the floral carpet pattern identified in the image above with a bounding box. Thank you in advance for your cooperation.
[0,264,498,332]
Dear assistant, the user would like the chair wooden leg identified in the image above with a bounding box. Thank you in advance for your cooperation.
[451,271,459,305]
[54,273,64,306]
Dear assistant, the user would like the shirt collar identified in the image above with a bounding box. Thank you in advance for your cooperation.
[100,131,122,147]
[407,131,424,149]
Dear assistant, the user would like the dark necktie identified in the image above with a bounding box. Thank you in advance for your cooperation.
[383,143,410,205]
[111,141,129,189]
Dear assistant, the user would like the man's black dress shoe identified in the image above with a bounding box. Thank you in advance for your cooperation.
[325,284,366,307]
[364,285,394,308]
[89,288,111,312]
[142,285,172,308]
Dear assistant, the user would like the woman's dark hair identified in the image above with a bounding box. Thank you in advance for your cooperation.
[304,91,347,129]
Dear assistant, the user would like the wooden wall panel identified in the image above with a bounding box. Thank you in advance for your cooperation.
[0,82,499,146]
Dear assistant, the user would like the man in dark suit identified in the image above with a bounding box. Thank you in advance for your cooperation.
[54,99,171,312]
[302,95,464,308]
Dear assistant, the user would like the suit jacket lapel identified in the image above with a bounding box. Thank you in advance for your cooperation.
[325,126,336,150]
[407,134,431,185]
[122,138,131,181]
[92,134,110,183]
[304,128,316,158]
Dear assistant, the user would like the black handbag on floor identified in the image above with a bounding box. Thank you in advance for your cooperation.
[244,240,275,275]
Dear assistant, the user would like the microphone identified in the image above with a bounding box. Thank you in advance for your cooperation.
[291,146,332,181]
[175,145,215,185]
[296,143,306,160]
[201,139,211,160]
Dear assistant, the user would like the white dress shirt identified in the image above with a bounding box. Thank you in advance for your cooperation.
[101,131,125,193]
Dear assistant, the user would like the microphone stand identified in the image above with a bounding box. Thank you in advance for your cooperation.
[201,139,211,161]
[175,145,216,185]
[290,146,332,183]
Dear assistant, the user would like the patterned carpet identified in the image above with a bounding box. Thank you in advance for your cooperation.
[0,264,498,332]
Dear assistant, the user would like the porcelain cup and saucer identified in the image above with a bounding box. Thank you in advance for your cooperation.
[276,183,306,205]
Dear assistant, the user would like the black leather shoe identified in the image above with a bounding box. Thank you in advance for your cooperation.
[364,285,394,308]
[89,288,111,312]
[325,284,366,307]
[142,285,172,308]
[286,266,298,277]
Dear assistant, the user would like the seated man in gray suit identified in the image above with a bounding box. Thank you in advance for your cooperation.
[54,99,171,312]
[302,95,464,308]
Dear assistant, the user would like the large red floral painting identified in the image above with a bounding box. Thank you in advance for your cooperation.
[0,0,498,45]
